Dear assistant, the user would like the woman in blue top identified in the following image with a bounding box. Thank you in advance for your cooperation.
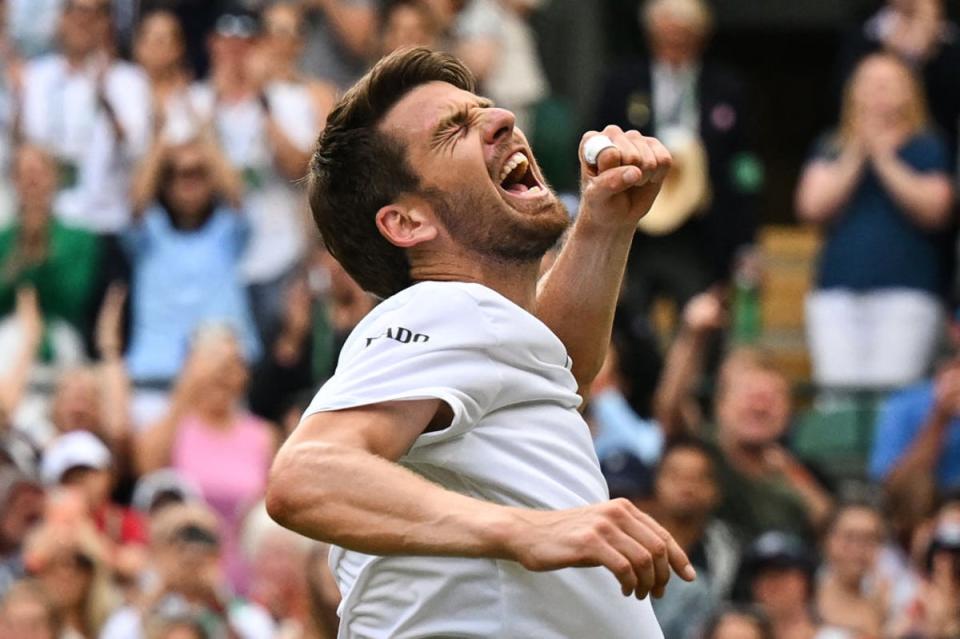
[796,52,954,390]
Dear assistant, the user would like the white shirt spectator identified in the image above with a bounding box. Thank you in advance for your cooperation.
[19,54,151,232]
[99,597,276,639]
[303,281,663,638]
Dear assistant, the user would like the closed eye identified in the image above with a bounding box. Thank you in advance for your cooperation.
[430,102,488,153]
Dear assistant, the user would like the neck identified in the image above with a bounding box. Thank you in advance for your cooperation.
[823,570,861,596]
[149,65,182,87]
[65,49,92,70]
[717,430,767,475]
[409,250,540,312]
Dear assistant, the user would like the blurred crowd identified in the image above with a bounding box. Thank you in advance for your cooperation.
[0,0,959,638]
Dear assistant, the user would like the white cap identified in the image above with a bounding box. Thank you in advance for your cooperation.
[40,431,111,486]
[132,468,201,513]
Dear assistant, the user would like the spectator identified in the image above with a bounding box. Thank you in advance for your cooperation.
[889,503,960,637]
[836,0,960,162]
[130,469,201,520]
[596,0,761,316]
[796,52,954,390]
[136,329,278,592]
[0,145,102,340]
[99,502,275,639]
[814,502,889,636]
[0,288,42,427]
[22,491,121,638]
[124,137,258,386]
[248,275,316,424]
[39,431,147,549]
[0,578,63,639]
[587,342,664,467]
[738,531,820,639]
[241,502,339,639]
[380,0,441,54]
[871,313,960,531]
[295,0,377,89]
[701,605,774,639]
[0,467,43,597]
[656,294,834,542]
[648,438,739,639]
[307,248,376,382]
[474,0,549,137]
[133,9,192,138]
[178,6,328,338]
[17,0,151,233]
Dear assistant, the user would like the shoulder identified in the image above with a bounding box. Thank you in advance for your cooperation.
[340,282,503,356]
[883,380,935,413]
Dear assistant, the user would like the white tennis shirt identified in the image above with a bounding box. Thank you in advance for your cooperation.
[304,281,663,639]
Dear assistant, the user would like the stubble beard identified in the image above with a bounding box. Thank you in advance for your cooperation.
[425,183,570,265]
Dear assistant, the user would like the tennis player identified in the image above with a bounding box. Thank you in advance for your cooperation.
[267,47,694,638]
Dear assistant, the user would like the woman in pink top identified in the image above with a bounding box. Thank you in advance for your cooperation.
[136,327,278,592]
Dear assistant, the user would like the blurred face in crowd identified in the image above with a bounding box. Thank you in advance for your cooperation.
[154,520,222,597]
[645,1,709,67]
[190,332,250,412]
[381,82,568,266]
[751,566,809,619]
[382,2,438,54]
[60,466,112,513]
[134,11,186,76]
[654,446,718,521]
[208,22,258,75]
[262,4,305,66]
[716,363,791,451]
[163,143,216,224]
[59,0,110,60]
[849,55,919,130]
[710,613,766,639]
[0,481,44,553]
[0,585,58,639]
[14,146,58,229]
[824,506,884,587]
[36,548,94,613]
[248,531,310,620]
[51,369,102,434]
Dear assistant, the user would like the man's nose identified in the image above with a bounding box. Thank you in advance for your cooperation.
[481,108,516,146]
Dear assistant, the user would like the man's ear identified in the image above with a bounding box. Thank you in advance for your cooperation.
[375,198,439,248]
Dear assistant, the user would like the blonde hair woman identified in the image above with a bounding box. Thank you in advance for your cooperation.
[795,52,954,389]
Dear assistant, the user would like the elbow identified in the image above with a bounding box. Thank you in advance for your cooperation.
[265,455,299,529]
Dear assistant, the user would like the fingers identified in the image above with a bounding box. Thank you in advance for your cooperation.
[612,506,671,598]
[580,126,672,187]
[606,529,656,599]
[628,504,696,583]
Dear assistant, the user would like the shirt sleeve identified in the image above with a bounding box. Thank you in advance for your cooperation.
[302,287,504,447]
[868,387,930,482]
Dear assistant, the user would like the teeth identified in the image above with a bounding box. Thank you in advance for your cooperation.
[498,152,529,183]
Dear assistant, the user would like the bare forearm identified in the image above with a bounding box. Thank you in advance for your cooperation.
[136,395,190,473]
[131,143,167,214]
[267,442,515,558]
[653,329,708,438]
[536,220,633,388]
[886,412,949,493]
[265,119,311,181]
[872,155,953,229]
[98,357,131,447]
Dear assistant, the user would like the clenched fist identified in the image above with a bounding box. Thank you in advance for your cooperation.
[503,497,696,599]
[578,126,673,230]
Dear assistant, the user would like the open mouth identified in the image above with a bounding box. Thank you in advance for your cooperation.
[497,150,544,197]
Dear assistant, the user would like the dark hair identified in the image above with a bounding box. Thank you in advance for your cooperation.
[821,497,886,541]
[657,436,717,483]
[307,47,476,298]
[701,605,774,639]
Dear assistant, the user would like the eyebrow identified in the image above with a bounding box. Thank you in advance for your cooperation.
[430,97,495,143]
